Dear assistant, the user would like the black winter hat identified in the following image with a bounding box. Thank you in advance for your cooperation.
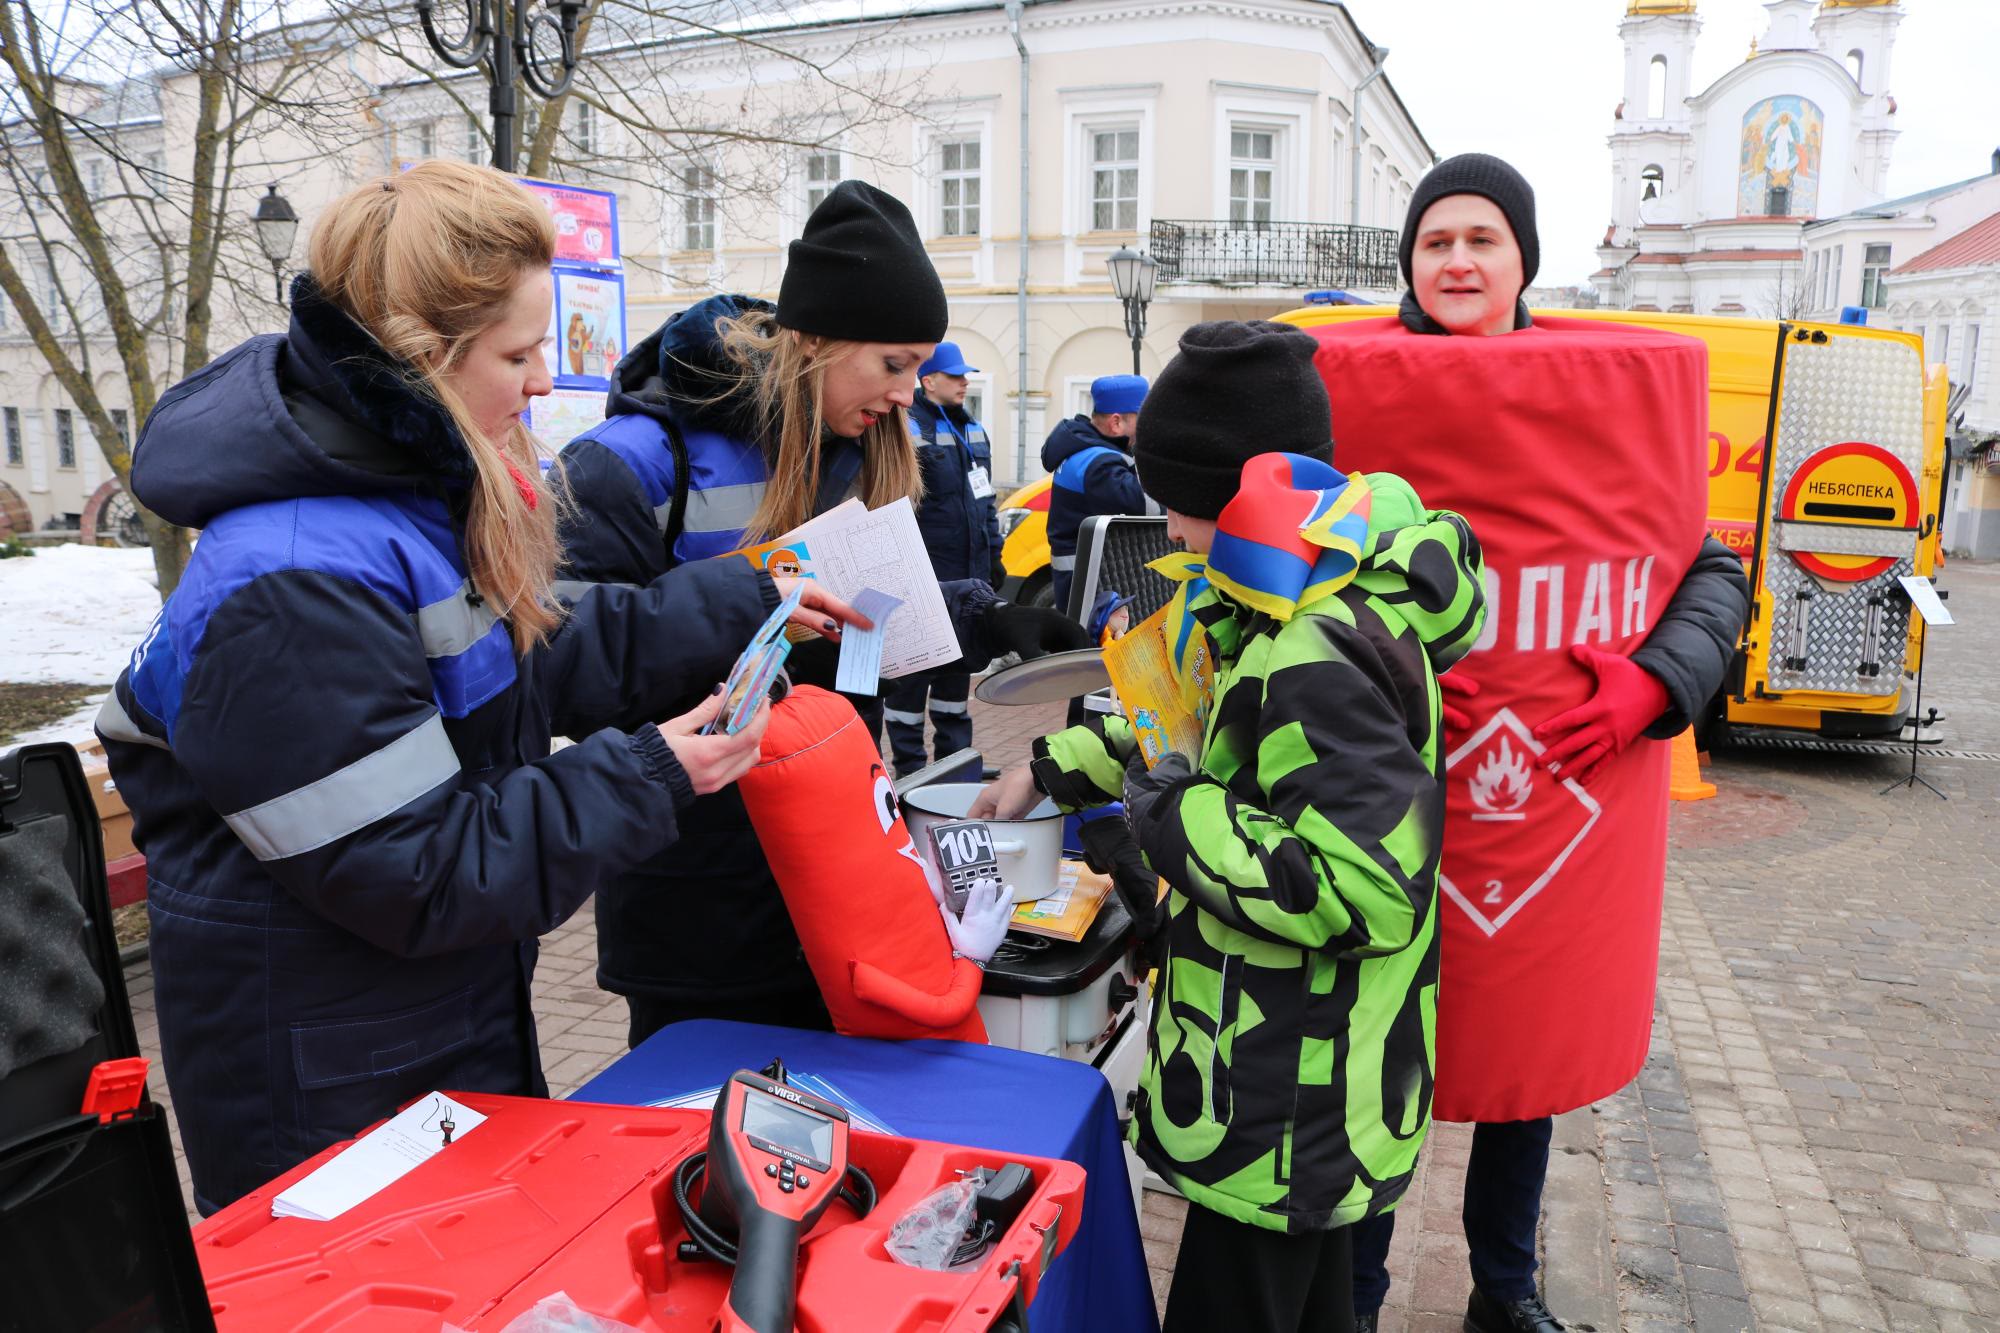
[777,180,948,343]
[1134,321,1333,520]
[1398,153,1540,290]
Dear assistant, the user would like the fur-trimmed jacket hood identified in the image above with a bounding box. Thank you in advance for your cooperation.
[131,274,476,530]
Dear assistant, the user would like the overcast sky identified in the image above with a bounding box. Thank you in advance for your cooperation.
[1355,0,2000,285]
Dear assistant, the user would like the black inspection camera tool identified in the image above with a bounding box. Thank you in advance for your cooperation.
[672,1066,876,1333]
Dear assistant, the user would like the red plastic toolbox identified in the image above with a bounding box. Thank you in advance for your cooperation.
[192,1093,1085,1331]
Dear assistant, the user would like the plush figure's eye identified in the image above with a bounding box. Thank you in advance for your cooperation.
[873,772,899,834]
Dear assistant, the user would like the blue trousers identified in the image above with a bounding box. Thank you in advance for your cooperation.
[882,670,975,779]
[1351,1117,1554,1313]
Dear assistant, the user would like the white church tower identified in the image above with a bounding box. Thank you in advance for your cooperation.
[1608,0,1702,244]
[1593,0,1906,315]
[1814,0,1904,197]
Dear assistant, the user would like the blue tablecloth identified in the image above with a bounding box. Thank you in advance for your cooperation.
[573,1019,1159,1332]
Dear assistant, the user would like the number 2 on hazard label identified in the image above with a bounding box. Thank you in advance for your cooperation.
[1483,880,1504,905]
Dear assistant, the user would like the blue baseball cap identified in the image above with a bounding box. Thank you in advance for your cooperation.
[1091,374,1148,415]
[919,341,978,378]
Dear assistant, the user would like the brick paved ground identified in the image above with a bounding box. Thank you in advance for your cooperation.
[128,564,2000,1329]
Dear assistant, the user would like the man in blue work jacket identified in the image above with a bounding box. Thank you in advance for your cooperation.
[1041,374,1154,613]
[886,341,1001,778]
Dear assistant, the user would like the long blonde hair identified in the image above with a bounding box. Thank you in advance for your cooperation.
[308,161,562,652]
[712,308,923,542]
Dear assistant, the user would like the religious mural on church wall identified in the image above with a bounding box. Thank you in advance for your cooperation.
[1738,95,1824,218]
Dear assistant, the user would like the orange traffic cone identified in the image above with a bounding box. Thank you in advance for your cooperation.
[1669,726,1716,802]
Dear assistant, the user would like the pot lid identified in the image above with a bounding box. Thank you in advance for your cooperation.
[974,649,1111,706]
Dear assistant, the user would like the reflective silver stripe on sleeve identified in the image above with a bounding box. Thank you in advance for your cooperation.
[1143,496,1164,517]
[95,691,169,750]
[223,713,461,862]
[1050,554,1076,571]
[653,481,766,537]
[928,698,970,716]
[412,582,502,659]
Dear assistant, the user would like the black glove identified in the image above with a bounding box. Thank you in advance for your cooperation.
[990,555,1009,592]
[983,601,1093,661]
[1122,750,1197,867]
[1076,814,1168,966]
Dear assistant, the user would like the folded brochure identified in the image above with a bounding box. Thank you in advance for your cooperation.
[272,1091,487,1220]
[1008,860,1114,943]
[1100,602,1204,766]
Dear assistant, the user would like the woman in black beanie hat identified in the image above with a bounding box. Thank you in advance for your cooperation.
[556,180,1088,1046]
[1351,155,1751,1333]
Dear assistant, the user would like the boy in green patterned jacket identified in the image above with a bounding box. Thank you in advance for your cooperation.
[974,322,1485,1333]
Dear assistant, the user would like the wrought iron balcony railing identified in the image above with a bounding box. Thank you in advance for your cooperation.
[1149,219,1402,292]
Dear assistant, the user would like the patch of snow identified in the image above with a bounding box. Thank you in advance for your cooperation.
[0,544,162,686]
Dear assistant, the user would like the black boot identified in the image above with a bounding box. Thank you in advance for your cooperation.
[1464,1287,1566,1333]
[1354,1315,1378,1333]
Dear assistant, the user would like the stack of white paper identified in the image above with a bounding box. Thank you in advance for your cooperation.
[777,498,962,680]
[271,1091,488,1221]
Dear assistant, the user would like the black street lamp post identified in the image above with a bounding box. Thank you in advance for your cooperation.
[253,184,299,305]
[415,0,587,171]
[1106,245,1158,376]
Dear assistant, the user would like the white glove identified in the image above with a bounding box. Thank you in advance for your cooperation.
[940,876,1016,966]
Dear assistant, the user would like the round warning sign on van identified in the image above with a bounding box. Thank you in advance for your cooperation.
[1777,441,1918,582]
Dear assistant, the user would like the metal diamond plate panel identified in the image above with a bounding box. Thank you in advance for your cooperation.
[1772,521,1917,557]
[1763,331,1924,696]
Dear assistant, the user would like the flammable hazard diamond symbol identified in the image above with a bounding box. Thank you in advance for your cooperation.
[1440,707,1603,937]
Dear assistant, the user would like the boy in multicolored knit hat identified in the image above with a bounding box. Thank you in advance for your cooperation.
[974,321,1487,1333]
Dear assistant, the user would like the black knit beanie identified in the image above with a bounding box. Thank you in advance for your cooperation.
[1398,153,1540,290]
[1134,321,1333,520]
[777,181,948,343]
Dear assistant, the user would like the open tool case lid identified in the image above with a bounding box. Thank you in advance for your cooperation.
[0,742,215,1332]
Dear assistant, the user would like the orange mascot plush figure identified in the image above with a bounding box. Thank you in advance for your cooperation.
[738,685,999,1043]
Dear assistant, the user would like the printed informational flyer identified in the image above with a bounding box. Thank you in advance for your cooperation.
[528,387,608,445]
[553,269,626,387]
[1101,603,1204,765]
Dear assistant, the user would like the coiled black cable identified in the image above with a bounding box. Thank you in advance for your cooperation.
[671,1152,877,1266]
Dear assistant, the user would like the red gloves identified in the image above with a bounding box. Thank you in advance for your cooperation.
[1438,671,1480,733]
[1533,645,1669,786]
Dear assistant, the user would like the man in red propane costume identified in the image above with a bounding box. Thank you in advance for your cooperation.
[1331,155,1750,1333]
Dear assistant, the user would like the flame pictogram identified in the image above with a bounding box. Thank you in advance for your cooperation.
[1469,737,1533,814]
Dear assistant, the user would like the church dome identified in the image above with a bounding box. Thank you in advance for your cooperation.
[1819,0,1899,8]
[1626,0,1696,13]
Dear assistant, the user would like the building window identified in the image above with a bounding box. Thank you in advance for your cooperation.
[1089,128,1139,232]
[804,149,841,214]
[1641,164,1664,202]
[1648,56,1668,119]
[1766,185,1791,217]
[85,158,107,198]
[1861,244,1891,308]
[36,260,61,328]
[1830,245,1844,307]
[938,137,981,237]
[569,100,595,157]
[679,162,717,251]
[464,114,483,162]
[55,409,76,469]
[142,151,167,198]
[111,408,129,447]
[4,408,20,467]
[1846,50,1864,86]
[1967,323,1981,392]
[1229,128,1275,225]
[413,120,436,159]
[1939,323,1951,372]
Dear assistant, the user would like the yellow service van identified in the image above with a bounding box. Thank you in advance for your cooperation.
[995,308,1946,744]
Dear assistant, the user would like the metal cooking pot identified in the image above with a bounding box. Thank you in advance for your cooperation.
[899,782,1066,903]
